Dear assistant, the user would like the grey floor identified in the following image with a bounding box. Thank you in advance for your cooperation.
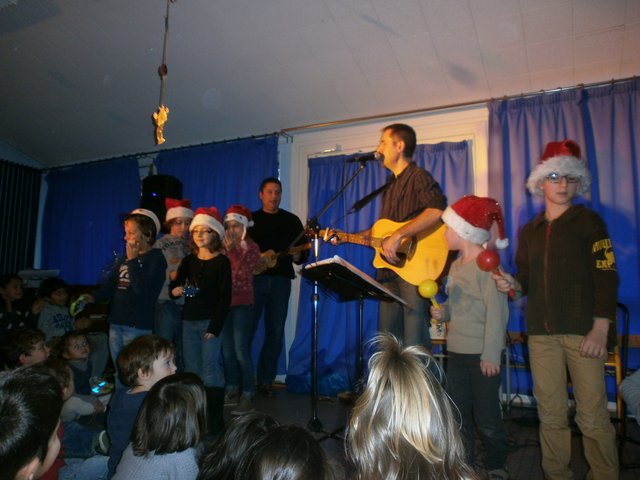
[227,383,640,480]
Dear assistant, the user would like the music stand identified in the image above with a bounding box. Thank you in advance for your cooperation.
[300,255,406,440]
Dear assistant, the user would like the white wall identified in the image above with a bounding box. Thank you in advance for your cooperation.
[276,104,489,379]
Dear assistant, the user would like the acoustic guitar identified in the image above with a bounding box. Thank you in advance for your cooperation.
[253,243,312,275]
[322,218,449,286]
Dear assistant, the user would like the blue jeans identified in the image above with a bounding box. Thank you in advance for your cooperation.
[222,305,256,397]
[59,455,108,480]
[63,420,97,459]
[182,319,224,388]
[253,276,291,385]
[109,324,151,387]
[154,300,184,370]
[446,352,508,470]
[378,275,430,349]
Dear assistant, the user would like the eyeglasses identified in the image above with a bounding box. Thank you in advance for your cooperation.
[545,172,580,184]
[192,228,213,235]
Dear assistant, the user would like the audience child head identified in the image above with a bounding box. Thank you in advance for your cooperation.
[57,330,91,363]
[235,424,334,480]
[198,411,279,480]
[31,357,74,401]
[130,372,206,456]
[347,333,474,480]
[36,277,69,306]
[2,329,50,368]
[1,273,25,308]
[117,335,176,390]
[0,366,63,480]
[165,198,194,237]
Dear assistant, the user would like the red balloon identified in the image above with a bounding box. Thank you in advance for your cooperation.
[476,249,500,272]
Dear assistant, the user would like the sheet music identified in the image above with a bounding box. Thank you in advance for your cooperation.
[302,255,407,305]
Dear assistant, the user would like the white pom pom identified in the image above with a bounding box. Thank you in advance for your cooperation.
[495,238,509,249]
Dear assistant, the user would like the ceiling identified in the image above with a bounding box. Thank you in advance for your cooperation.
[0,0,638,168]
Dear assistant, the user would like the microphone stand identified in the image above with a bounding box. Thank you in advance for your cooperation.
[304,159,369,435]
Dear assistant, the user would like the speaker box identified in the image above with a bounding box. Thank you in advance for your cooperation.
[140,175,183,233]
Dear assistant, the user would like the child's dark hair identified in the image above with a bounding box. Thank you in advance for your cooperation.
[0,272,22,289]
[118,335,175,387]
[198,412,279,480]
[124,212,158,244]
[131,373,206,456]
[0,366,63,480]
[236,424,334,480]
[1,329,46,368]
[37,276,67,299]
[31,357,72,394]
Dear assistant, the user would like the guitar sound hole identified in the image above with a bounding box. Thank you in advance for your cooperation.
[380,252,407,268]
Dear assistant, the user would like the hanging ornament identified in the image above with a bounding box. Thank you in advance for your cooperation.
[152,0,176,145]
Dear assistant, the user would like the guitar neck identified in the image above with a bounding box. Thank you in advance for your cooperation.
[319,230,382,249]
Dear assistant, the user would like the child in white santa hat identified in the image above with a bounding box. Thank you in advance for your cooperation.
[431,194,510,478]
[154,198,194,371]
[169,206,231,436]
[221,205,261,414]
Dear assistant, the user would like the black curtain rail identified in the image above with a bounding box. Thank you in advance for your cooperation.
[282,75,639,135]
[43,131,283,172]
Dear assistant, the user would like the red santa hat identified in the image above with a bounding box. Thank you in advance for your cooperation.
[441,195,509,249]
[224,204,254,247]
[130,208,161,237]
[165,198,194,222]
[526,139,591,196]
[189,206,224,239]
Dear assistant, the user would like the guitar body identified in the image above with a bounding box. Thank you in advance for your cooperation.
[369,219,448,285]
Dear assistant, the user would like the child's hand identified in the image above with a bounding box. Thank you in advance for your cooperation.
[171,286,184,297]
[491,271,519,294]
[95,400,105,413]
[126,241,141,260]
[430,304,442,321]
[480,360,500,377]
[579,318,609,359]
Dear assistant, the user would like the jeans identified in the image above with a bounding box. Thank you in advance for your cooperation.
[182,319,224,388]
[154,300,184,371]
[87,332,109,378]
[529,335,618,480]
[108,324,151,387]
[378,275,430,349]
[59,455,108,480]
[63,420,97,459]
[222,305,256,397]
[446,352,508,470]
[253,275,291,385]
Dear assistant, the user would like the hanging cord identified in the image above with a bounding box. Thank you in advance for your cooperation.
[153,0,176,145]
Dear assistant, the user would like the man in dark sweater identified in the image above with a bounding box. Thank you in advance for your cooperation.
[249,178,308,396]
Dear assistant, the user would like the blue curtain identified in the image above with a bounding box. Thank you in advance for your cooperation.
[287,141,472,395]
[154,136,279,210]
[41,157,141,284]
[488,79,640,388]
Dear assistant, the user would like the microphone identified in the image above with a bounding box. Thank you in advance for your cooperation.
[346,152,383,163]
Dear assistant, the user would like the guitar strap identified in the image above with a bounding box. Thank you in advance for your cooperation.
[349,176,395,213]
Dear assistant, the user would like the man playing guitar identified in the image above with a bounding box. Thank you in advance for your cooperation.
[329,123,446,349]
